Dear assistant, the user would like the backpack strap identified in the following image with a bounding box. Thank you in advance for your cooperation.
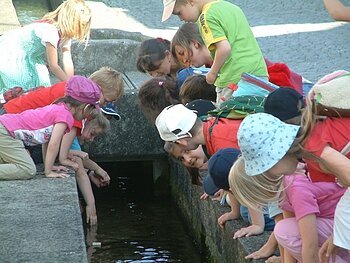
[340,141,350,155]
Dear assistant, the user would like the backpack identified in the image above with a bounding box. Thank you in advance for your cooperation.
[208,95,266,119]
[311,71,350,117]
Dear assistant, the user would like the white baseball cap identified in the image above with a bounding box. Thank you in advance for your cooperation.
[155,104,197,141]
[162,0,176,22]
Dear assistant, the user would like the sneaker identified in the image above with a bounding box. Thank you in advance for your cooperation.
[101,102,121,120]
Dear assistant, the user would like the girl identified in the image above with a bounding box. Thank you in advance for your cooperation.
[179,75,217,104]
[0,75,100,181]
[171,22,213,68]
[138,76,180,123]
[0,0,91,92]
[229,110,350,262]
[59,109,111,225]
[136,38,182,79]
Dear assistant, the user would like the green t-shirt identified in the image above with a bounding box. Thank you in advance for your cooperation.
[197,0,268,87]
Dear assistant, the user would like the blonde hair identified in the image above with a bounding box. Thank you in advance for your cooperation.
[42,0,91,41]
[171,22,205,66]
[229,156,286,210]
[89,67,124,102]
[86,109,110,133]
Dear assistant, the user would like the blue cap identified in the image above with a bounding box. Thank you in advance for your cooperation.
[204,148,241,194]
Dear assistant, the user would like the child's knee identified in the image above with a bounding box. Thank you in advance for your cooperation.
[17,163,36,180]
[274,218,298,244]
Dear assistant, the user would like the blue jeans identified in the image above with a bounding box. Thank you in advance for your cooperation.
[240,205,275,231]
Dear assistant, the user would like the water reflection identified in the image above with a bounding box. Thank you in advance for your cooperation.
[87,162,204,263]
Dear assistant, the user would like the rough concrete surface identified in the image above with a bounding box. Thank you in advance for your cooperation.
[0,168,87,262]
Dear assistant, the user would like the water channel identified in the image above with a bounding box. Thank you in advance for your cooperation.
[12,1,205,262]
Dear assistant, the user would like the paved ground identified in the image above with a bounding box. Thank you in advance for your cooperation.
[92,0,350,82]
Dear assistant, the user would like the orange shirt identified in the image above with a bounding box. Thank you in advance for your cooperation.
[203,117,242,156]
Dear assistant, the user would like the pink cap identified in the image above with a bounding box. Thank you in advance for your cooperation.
[66,76,101,110]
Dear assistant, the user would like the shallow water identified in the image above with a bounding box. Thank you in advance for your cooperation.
[86,162,204,263]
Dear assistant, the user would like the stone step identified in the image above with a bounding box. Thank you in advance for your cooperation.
[0,166,87,262]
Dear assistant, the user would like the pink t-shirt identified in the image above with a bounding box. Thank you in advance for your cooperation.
[282,174,346,221]
[0,103,74,146]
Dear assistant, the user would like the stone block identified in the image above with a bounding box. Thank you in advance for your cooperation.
[82,72,165,161]
[72,39,141,75]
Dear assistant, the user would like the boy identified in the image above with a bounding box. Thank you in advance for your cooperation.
[1,66,124,114]
[155,103,242,157]
[162,0,268,104]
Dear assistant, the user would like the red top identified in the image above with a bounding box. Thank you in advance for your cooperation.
[203,118,242,156]
[304,117,350,182]
[4,82,66,113]
[4,81,82,130]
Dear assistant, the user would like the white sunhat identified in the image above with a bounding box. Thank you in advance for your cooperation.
[238,113,300,176]
[155,104,197,142]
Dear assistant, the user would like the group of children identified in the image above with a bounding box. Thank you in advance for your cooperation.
[1,0,349,260]
[0,0,125,226]
[135,0,350,262]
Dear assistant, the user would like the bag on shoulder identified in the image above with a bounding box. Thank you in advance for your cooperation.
[208,95,266,119]
[311,71,350,117]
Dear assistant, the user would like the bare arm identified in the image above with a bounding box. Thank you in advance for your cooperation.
[299,214,318,263]
[74,156,97,225]
[320,145,350,186]
[217,192,240,228]
[59,127,79,171]
[46,43,69,81]
[234,207,265,238]
[45,123,69,177]
[206,39,231,84]
[60,39,74,77]
[323,0,350,21]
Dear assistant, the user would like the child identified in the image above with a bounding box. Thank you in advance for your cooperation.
[179,75,216,104]
[171,22,212,68]
[155,103,242,156]
[60,110,111,225]
[138,77,181,123]
[1,66,124,115]
[0,75,100,180]
[163,0,268,104]
[207,148,282,261]
[230,111,350,260]
[229,157,350,262]
[0,0,91,92]
[136,38,182,79]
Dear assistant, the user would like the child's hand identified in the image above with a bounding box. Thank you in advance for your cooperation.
[211,189,225,202]
[95,168,110,183]
[206,70,218,85]
[218,211,238,229]
[245,242,277,260]
[200,192,209,200]
[233,224,264,239]
[52,165,69,173]
[46,171,70,178]
[86,205,97,226]
[319,234,338,263]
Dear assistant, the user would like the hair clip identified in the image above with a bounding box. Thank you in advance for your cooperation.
[159,81,164,87]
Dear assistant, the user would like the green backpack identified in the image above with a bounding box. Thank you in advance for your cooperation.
[208,95,266,119]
